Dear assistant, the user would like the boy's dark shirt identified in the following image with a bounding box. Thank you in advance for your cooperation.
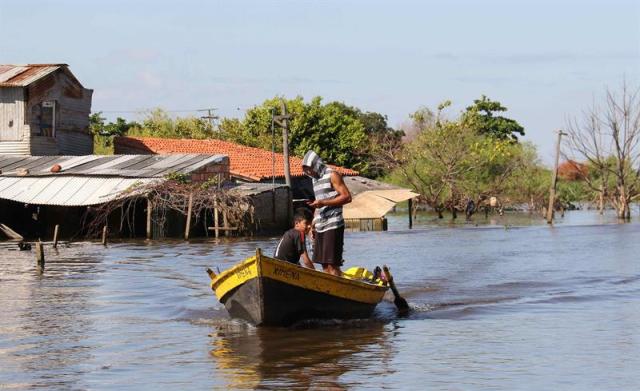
[274,228,307,264]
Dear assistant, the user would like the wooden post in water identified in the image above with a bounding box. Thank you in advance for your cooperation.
[546,130,566,224]
[53,224,60,248]
[146,198,153,239]
[408,198,413,229]
[213,198,220,238]
[36,240,45,272]
[102,225,108,246]
[185,192,193,240]
[223,210,229,237]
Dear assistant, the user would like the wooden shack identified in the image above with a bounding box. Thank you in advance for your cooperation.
[0,154,230,239]
[0,64,93,155]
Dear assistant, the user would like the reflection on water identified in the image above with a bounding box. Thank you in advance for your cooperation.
[1,211,639,389]
[0,248,104,389]
[210,320,393,390]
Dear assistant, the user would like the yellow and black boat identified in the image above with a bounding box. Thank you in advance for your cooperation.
[207,249,389,326]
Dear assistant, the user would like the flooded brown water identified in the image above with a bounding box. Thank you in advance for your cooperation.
[1,210,639,390]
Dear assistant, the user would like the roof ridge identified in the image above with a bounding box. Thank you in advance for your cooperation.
[125,136,274,153]
[0,64,66,67]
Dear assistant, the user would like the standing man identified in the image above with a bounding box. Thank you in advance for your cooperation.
[302,150,352,276]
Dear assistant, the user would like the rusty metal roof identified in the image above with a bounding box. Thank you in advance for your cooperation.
[0,64,67,87]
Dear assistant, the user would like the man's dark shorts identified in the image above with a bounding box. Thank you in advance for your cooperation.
[313,226,344,266]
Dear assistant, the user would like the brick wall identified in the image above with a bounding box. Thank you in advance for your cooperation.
[190,159,230,183]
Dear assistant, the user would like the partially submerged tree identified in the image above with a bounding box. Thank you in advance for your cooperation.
[504,150,550,211]
[382,103,532,218]
[565,82,640,219]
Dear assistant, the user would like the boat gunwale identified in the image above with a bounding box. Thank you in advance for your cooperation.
[210,255,257,291]
[212,252,388,294]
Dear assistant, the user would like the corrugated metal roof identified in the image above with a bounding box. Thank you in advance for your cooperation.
[0,64,66,87]
[0,176,157,206]
[0,154,228,206]
[0,154,228,178]
[226,182,289,197]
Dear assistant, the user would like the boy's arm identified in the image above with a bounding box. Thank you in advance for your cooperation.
[301,251,315,270]
[297,230,315,269]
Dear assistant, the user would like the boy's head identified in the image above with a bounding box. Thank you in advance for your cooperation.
[293,208,313,233]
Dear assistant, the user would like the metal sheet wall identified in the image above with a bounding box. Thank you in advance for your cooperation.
[56,130,93,155]
[30,136,60,155]
[0,140,29,155]
[0,87,25,141]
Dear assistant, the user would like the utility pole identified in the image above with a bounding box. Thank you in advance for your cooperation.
[198,108,219,129]
[273,101,293,223]
[546,130,567,224]
[273,101,292,187]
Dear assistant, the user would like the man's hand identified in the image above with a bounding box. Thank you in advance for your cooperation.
[307,199,323,208]
[306,172,352,209]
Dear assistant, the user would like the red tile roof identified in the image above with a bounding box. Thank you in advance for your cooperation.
[114,137,359,181]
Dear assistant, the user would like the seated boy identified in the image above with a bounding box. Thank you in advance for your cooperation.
[274,208,315,269]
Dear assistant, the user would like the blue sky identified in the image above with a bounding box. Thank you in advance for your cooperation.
[1,0,639,163]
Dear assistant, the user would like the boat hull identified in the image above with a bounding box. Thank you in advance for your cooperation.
[210,250,388,326]
[222,276,381,326]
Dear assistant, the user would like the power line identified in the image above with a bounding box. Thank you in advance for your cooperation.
[97,109,206,114]
[97,106,252,115]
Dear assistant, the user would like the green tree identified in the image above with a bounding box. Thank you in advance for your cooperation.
[216,117,247,144]
[503,143,550,210]
[290,98,367,169]
[216,96,373,171]
[127,108,214,139]
[217,97,307,150]
[462,95,525,141]
[460,138,532,204]
[384,104,493,217]
[384,102,544,217]
[90,112,136,154]
[354,110,405,177]
[89,112,105,135]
